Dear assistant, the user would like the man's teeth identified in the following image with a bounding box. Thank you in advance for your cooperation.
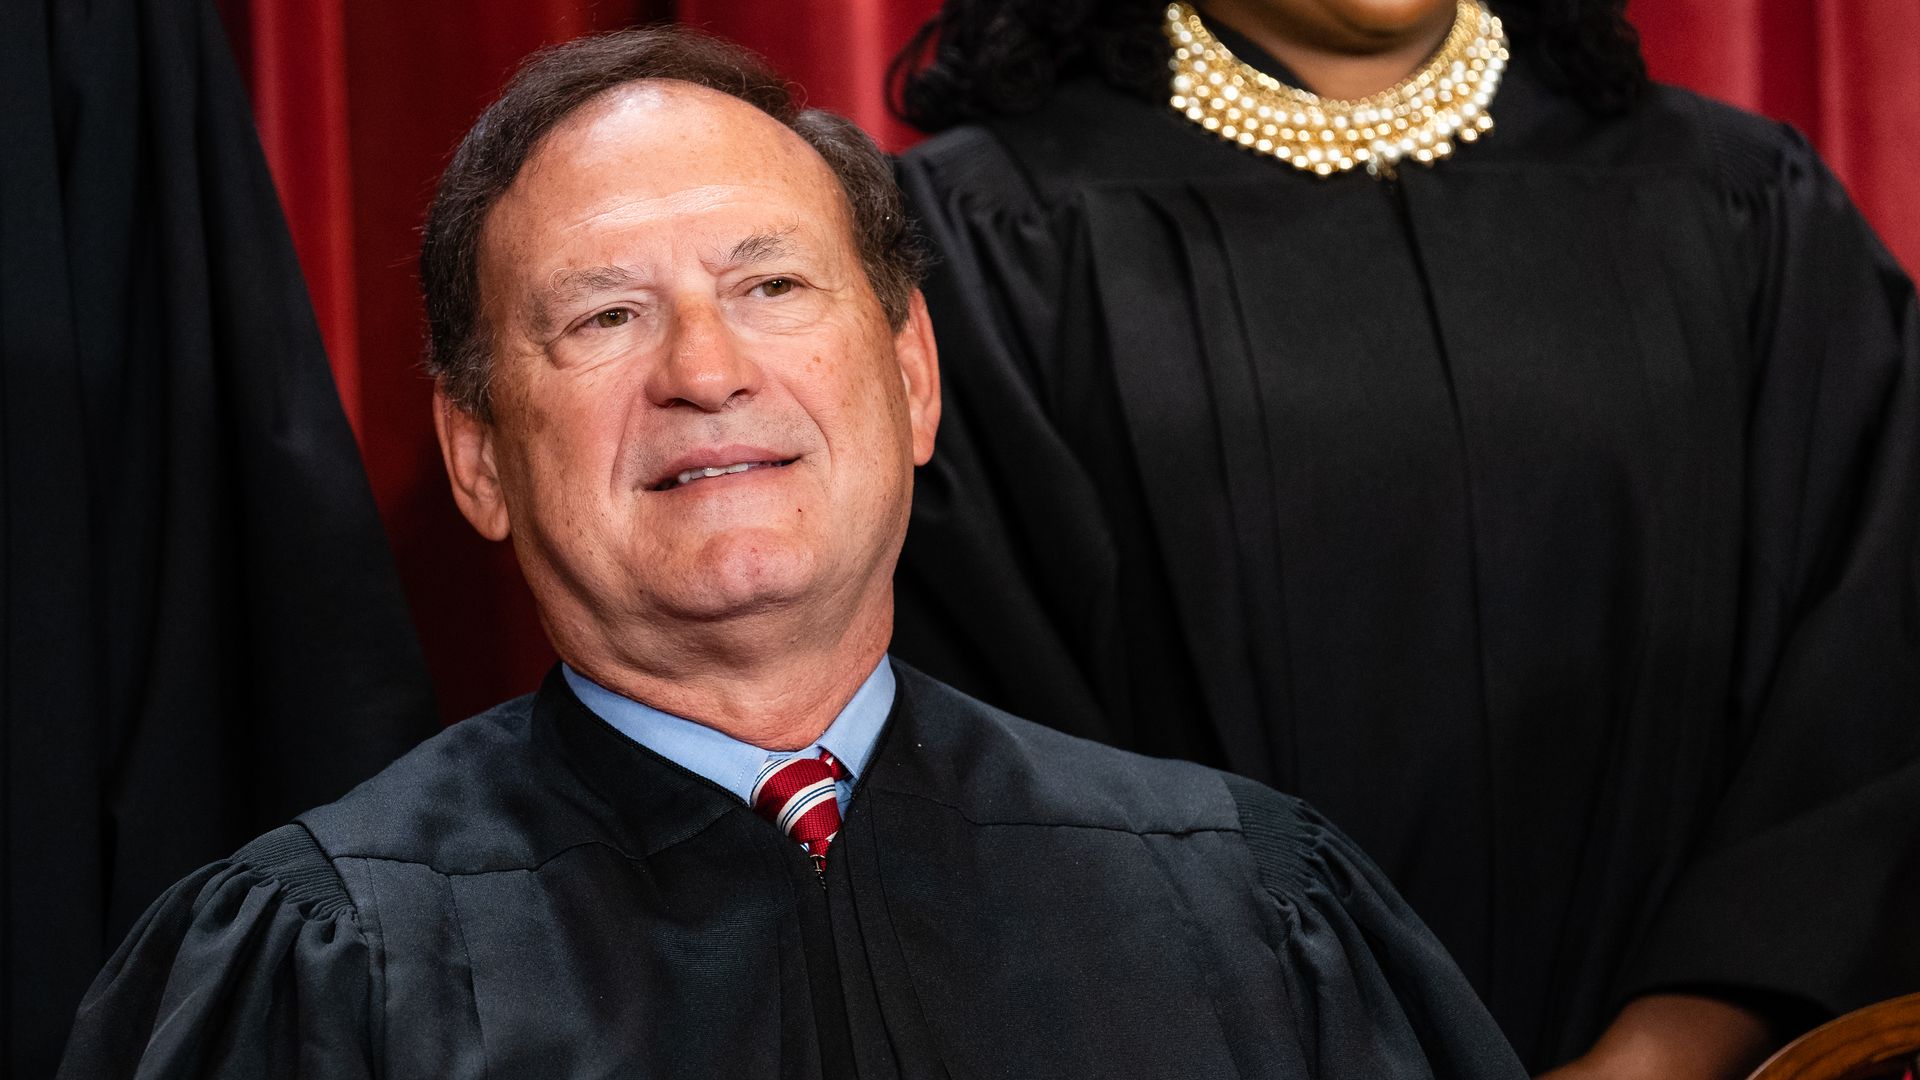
[675,461,766,487]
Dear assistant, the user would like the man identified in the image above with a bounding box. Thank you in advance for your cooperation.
[58,28,1524,1079]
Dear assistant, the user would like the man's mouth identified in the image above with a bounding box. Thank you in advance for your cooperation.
[651,458,796,492]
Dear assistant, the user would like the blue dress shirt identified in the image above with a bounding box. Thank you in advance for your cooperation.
[561,657,895,814]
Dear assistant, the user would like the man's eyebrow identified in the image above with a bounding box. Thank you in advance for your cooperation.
[723,228,800,268]
[528,264,642,333]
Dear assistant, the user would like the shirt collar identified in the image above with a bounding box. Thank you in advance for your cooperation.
[560,657,895,806]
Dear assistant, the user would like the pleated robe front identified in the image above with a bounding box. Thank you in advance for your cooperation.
[892,41,1920,1069]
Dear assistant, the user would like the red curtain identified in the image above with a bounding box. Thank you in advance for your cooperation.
[1628,0,1920,277]
[219,0,1920,721]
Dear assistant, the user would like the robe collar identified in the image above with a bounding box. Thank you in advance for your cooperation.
[534,663,911,861]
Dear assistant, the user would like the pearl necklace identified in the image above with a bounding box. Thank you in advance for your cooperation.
[1163,0,1508,178]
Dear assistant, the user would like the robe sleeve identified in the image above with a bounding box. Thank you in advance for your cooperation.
[1223,775,1527,1079]
[56,826,375,1079]
[892,132,1125,743]
[1615,126,1920,1019]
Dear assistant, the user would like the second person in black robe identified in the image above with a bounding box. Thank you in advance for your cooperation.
[890,8,1920,1070]
[1,0,439,1071]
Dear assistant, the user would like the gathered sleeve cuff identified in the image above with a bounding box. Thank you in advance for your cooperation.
[1224,775,1527,1080]
[57,825,375,1080]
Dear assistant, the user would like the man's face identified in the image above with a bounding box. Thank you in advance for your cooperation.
[440,82,938,651]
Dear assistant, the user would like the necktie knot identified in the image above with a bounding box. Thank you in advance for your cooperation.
[751,749,847,869]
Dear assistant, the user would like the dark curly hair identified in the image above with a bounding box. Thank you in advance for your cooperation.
[891,0,1647,132]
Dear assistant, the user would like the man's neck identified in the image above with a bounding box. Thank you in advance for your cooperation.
[550,591,894,751]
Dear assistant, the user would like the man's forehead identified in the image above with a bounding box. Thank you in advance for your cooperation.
[527,185,804,245]
[532,79,816,184]
[493,81,840,240]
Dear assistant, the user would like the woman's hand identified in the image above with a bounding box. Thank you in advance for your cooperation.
[1536,993,1776,1080]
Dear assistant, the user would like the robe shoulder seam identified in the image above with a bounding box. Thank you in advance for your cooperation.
[1218,774,1328,898]
[867,785,1239,837]
[232,822,357,920]
[322,834,724,878]
[899,123,1057,218]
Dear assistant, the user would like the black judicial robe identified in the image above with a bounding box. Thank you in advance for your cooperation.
[3,0,436,1074]
[890,40,1920,1071]
[59,664,1526,1079]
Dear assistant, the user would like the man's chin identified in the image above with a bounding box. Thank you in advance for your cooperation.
[649,537,820,621]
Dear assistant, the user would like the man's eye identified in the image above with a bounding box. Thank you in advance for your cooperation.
[756,278,796,298]
[589,309,632,329]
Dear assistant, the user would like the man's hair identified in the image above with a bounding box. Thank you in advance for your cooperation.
[422,26,926,419]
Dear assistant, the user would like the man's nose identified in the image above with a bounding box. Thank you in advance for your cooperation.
[645,295,763,411]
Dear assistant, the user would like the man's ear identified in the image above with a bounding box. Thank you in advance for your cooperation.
[895,289,941,466]
[433,384,513,541]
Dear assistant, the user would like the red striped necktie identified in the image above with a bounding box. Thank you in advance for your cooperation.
[751,749,848,873]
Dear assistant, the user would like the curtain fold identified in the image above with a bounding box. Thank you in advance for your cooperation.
[219,0,361,425]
